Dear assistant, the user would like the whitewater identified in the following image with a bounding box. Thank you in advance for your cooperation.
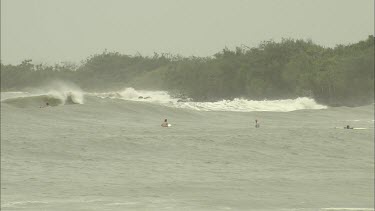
[1,87,374,211]
[88,87,327,112]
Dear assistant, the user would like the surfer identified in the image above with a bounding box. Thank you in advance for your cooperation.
[40,102,50,108]
[255,119,260,128]
[161,119,169,127]
[345,125,353,129]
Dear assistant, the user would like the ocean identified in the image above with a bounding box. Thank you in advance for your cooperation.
[1,87,374,211]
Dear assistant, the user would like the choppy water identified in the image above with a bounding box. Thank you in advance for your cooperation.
[1,89,374,211]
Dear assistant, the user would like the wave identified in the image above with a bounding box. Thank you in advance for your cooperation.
[88,87,184,104]
[89,87,327,112]
[1,82,84,107]
[1,91,84,108]
[170,97,327,112]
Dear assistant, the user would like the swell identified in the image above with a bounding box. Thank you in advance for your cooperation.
[1,92,83,108]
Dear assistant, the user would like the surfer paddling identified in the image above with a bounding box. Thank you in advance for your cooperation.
[255,119,260,128]
[161,119,169,127]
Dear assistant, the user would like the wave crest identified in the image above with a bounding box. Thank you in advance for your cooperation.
[172,97,327,112]
[89,87,180,104]
[1,81,84,107]
[1,92,83,108]
[90,87,327,112]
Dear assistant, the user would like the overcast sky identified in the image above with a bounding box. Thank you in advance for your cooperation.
[1,0,374,64]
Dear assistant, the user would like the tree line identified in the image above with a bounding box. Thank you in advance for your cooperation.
[1,36,374,106]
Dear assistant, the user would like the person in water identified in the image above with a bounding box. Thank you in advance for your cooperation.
[161,119,169,127]
[40,102,50,108]
[345,125,353,129]
[255,119,260,128]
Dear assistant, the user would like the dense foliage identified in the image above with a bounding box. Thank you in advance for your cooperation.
[1,36,374,106]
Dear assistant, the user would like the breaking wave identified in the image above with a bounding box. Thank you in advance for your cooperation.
[89,87,182,104]
[89,87,327,112]
[1,92,84,108]
[171,97,327,112]
[1,82,84,108]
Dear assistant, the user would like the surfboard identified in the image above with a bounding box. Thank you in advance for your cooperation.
[168,124,172,127]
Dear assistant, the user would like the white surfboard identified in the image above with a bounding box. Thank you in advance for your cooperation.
[161,123,172,127]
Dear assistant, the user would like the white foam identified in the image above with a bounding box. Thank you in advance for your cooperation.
[41,80,84,104]
[171,97,327,112]
[90,87,327,112]
[46,89,84,104]
[1,81,85,105]
[89,87,179,104]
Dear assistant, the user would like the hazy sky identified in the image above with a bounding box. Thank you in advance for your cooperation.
[1,0,374,64]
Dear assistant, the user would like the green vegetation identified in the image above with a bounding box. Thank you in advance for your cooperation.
[1,36,374,106]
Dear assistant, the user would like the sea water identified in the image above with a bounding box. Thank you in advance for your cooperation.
[1,88,373,211]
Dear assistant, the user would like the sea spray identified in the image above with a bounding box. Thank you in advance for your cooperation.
[89,87,327,112]
[1,81,84,107]
[90,87,179,104]
[40,80,84,104]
